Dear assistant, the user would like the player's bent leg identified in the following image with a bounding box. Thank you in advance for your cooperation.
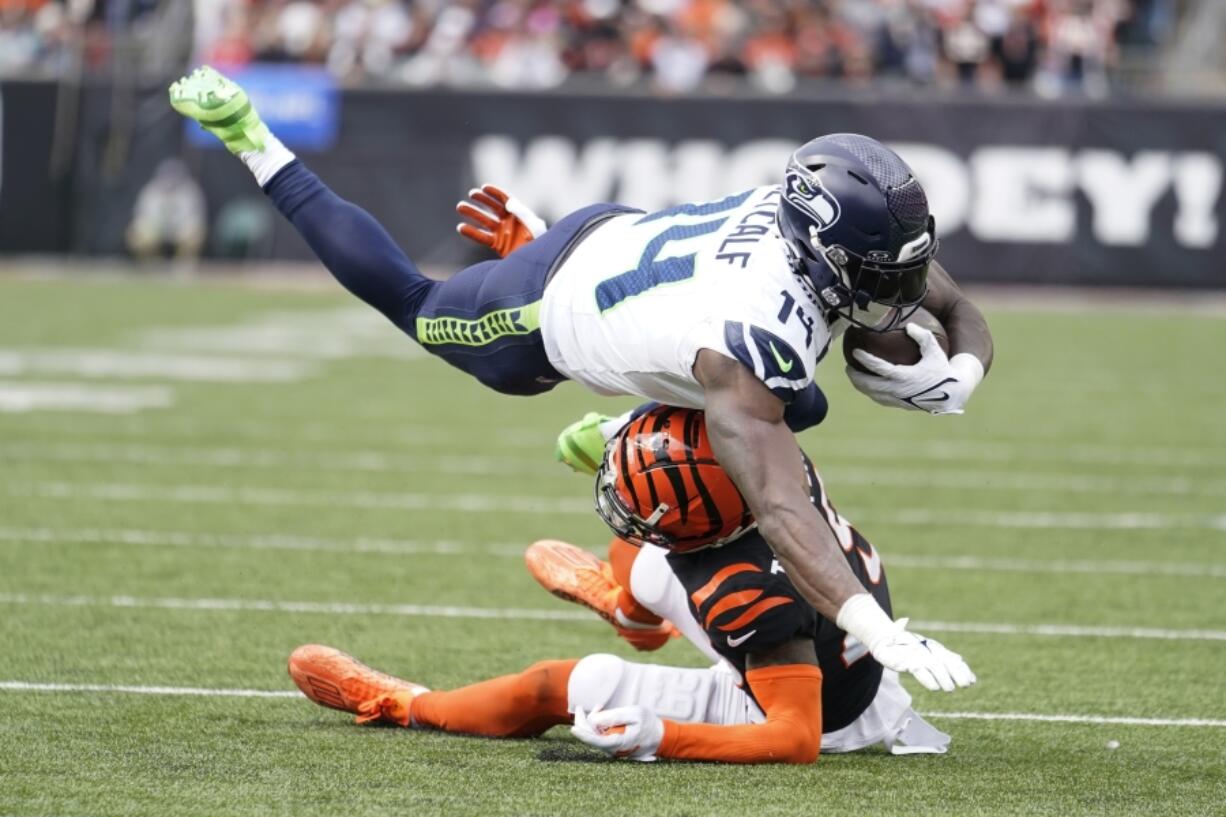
[409,659,578,738]
[606,537,665,629]
[525,539,678,651]
[567,654,763,727]
[628,543,725,664]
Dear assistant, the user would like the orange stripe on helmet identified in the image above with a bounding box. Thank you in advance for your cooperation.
[717,596,796,632]
[689,562,761,609]
[703,588,764,630]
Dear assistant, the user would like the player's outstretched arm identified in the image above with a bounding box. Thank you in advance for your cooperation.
[694,349,976,693]
[695,349,866,620]
[573,639,823,764]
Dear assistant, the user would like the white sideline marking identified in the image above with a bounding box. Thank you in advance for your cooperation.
[910,620,1226,642]
[0,527,530,557]
[2,527,1221,580]
[135,307,423,361]
[873,508,1226,533]
[0,681,300,699]
[6,418,1223,469]
[3,441,1223,496]
[827,466,1226,499]
[0,681,1221,729]
[922,711,1226,728]
[12,482,593,516]
[1,592,1221,641]
[3,419,553,449]
[11,481,1226,532]
[886,554,1226,580]
[835,439,1226,470]
[0,382,174,414]
[0,593,595,622]
[0,349,315,383]
[0,441,563,478]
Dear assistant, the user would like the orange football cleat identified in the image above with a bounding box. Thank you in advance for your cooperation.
[525,539,680,651]
[288,644,429,727]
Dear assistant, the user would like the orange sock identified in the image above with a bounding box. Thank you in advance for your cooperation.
[607,537,663,626]
[409,659,578,738]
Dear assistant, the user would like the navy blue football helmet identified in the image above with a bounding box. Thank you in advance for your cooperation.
[777,134,937,331]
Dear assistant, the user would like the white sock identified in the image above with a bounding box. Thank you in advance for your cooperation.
[240,132,296,187]
[599,410,636,442]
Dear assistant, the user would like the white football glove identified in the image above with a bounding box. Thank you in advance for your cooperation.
[846,322,984,415]
[868,618,977,693]
[571,705,664,761]
[837,594,976,693]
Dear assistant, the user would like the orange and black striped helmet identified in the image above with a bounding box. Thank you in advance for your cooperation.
[594,406,755,554]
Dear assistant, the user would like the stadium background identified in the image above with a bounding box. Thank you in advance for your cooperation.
[1,2,1224,816]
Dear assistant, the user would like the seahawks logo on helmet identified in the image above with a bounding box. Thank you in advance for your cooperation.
[783,163,840,231]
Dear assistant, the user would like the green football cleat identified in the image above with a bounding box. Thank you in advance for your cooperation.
[169,65,269,155]
[555,411,612,476]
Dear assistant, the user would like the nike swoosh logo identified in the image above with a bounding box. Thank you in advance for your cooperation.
[727,630,757,648]
[903,376,957,409]
[768,342,794,374]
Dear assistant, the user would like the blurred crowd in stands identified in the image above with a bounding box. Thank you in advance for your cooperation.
[0,0,1181,97]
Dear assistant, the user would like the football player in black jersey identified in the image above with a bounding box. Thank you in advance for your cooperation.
[288,407,965,763]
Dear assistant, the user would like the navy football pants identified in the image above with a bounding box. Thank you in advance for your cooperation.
[265,160,621,395]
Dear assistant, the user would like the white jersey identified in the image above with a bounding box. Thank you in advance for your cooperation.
[540,186,834,408]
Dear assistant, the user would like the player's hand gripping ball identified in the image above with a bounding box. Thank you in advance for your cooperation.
[843,308,983,415]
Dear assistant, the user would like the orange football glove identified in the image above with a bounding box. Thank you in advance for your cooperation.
[455,184,547,258]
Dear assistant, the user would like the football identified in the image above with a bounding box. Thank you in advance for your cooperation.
[842,307,950,374]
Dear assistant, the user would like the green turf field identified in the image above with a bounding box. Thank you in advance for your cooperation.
[0,275,1223,817]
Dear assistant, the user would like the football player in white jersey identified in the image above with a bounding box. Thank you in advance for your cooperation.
[170,66,993,695]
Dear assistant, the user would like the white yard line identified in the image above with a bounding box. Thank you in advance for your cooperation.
[2,526,1222,579]
[0,382,174,414]
[870,508,1226,533]
[0,527,530,557]
[0,681,300,699]
[3,441,1222,496]
[0,441,564,478]
[921,711,1226,728]
[10,481,594,515]
[1,592,1221,641]
[885,554,1226,580]
[0,680,1221,729]
[0,349,315,383]
[11,481,1226,532]
[0,418,554,448]
[0,593,595,622]
[4,417,1223,468]
[909,620,1226,642]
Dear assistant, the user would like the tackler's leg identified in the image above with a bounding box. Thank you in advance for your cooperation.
[525,539,681,651]
[567,654,763,727]
[289,643,576,738]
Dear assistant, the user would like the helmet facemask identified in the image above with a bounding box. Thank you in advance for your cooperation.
[778,150,938,333]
